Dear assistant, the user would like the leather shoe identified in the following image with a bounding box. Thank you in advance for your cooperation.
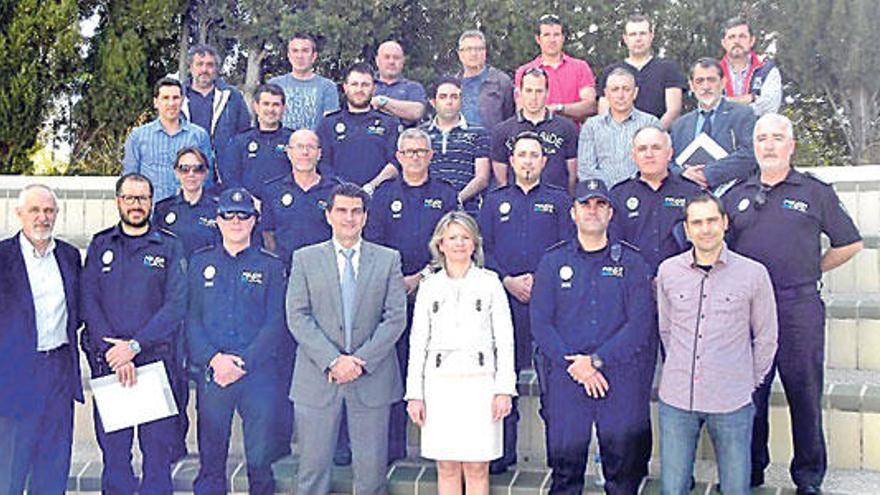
[488,460,509,475]
[796,487,822,495]
[333,450,352,466]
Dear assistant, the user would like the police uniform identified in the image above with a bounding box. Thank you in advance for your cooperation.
[477,182,573,472]
[221,127,294,198]
[723,170,862,491]
[316,108,400,185]
[261,174,341,266]
[363,175,457,462]
[81,224,187,494]
[530,238,654,494]
[187,189,287,494]
[154,191,220,257]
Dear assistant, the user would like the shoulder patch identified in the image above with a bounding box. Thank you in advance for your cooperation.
[802,171,831,186]
[324,108,343,117]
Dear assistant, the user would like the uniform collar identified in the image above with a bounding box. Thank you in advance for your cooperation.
[110,223,164,244]
[428,114,469,131]
[745,168,801,188]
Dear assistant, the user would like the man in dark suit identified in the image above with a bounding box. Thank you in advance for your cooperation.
[669,57,757,190]
[0,184,84,494]
[287,182,407,495]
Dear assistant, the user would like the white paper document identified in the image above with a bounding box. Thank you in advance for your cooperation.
[90,361,179,433]
[675,132,729,167]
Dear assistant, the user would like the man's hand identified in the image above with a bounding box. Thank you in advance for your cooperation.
[564,354,598,383]
[329,355,366,384]
[103,337,136,370]
[403,273,423,296]
[682,165,709,189]
[407,399,426,427]
[503,274,534,304]
[210,353,247,388]
[582,371,610,398]
[491,394,513,422]
[115,361,137,387]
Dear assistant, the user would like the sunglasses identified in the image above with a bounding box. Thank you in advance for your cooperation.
[176,164,208,174]
[219,211,255,221]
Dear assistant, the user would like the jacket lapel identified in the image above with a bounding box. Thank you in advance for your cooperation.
[352,242,376,321]
[9,234,37,342]
[323,241,345,325]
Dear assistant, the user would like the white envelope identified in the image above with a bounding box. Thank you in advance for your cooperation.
[90,361,179,433]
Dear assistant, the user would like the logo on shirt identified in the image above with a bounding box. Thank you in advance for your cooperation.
[423,198,444,209]
[737,198,751,211]
[390,199,403,213]
[203,265,216,287]
[275,144,286,153]
[367,120,386,136]
[533,202,555,214]
[281,193,294,207]
[498,201,512,220]
[164,211,177,225]
[335,122,346,134]
[782,198,809,213]
[559,265,574,288]
[601,265,624,278]
[198,217,216,228]
[539,131,564,150]
[663,196,686,208]
[317,199,329,210]
[626,196,639,211]
[101,249,114,272]
[143,254,166,269]
[241,271,263,285]
[247,141,259,154]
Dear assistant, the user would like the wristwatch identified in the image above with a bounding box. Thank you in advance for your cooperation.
[376,95,390,108]
[363,183,375,196]
[589,353,603,369]
[128,339,142,355]
[555,103,565,113]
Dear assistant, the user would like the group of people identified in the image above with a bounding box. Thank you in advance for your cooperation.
[0,10,863,495]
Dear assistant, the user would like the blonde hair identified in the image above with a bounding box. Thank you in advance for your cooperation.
[428,211,484,270]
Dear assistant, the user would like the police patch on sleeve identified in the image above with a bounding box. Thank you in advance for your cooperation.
[390,199,403,213]
[737,198,750,211]
[281,193,294,207]
[498,201,512,215]
[164,211,177,225]
[626,196,639,211]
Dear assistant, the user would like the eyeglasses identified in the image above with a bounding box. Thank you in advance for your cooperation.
[176,164,208,174]
[458,46,486,53]
[399,148,431,158]
[118,195,152,205]
[286,143,319,152]
[219,211,255,221]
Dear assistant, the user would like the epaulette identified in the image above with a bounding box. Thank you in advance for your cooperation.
[259,248,281,259]
[486,183,511,194]
[192,244,215,256]
[92,225,115,239]
[158,227,178,238]
[546,239,570,252]
[802,171,831,186]
[324,108,343,117]
[263,173,288,186]
[544,183,567,192]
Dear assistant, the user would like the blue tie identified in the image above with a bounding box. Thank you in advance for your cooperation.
[341,248,356,352]
[700,109,713,136]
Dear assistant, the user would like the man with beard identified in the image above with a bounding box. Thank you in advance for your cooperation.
[669,58,757,190]
[81,173,187,493]
[317,63,400,196]
[0,184,84,493]
[719,16,782,116]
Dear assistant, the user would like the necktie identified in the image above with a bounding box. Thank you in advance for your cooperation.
[700,109,713,136]
[341,248,356,352]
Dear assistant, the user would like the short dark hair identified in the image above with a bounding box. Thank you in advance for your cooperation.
[689,57,723,80]
[116,173,154,198]
[187,44,221,66]
[328,183,370,212]
[289,32,317,51]
[174,147,209,168]
[722,16,751,38]
[345,62,374,82]
[431,76,461,98]
[536,13,563,35]
[153,77,183,98]
[512,131,544,156]
[254,83,286,105]
[625,13,653,32]
[684,193,726,221]
[521,67,550,89]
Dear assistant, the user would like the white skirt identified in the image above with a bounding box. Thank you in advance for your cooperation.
[419,372,502,462]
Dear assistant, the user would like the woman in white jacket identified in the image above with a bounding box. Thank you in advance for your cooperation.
[405,211,517,495]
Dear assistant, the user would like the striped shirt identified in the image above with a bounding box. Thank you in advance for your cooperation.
[122,118,214,202]
[422,116,489,209]
[577,108,659,187]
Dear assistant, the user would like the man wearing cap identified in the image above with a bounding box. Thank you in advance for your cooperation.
[81,173,187,493]
[530,178,653,494]
[186,187,287,494]
[364,127,457,464]
[479,132,573,474]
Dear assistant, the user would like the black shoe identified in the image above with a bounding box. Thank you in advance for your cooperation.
[333,450,352,466]
[796,486,822,495]
[750,471,765,488]
[489,460,509,475]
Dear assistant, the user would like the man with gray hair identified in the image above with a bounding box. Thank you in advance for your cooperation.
[578,67,659,187]
[456,29,515,130]
[182,44,251,177]
[0,184,84,493]
[365,127,458,463]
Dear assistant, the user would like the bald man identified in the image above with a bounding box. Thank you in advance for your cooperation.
[373,40,427,126]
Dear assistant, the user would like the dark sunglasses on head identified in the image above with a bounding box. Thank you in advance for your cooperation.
[176,164,208,174]
[219,211,255,221]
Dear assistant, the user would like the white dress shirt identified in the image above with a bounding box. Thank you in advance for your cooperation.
[19,234,69,351]
[332,237,362,279]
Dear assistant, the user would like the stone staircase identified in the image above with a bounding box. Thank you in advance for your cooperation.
[3,168,880,493]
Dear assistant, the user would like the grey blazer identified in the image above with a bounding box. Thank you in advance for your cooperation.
[286,239,407,407]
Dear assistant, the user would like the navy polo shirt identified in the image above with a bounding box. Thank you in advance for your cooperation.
[81,225,187,357]
[723,169,862,289]
[478,183,574,278]
[375,77,427,126]
[422,118,490,211]
[316,108,400,185]
[186,86,215,133]
[186,244,286,371]
[489,111,578,189]
[261,174,340,265]
[609,172,702,274]
[598,58,688,119]
[154,191,220,257]
[364,176,458,275]
[221,126,293,198]
[530,240,653,368]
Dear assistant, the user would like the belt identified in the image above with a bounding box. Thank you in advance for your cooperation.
[37,343,69,357]
[774,282,820,300]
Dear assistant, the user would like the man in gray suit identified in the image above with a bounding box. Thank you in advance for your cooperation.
[287,182,407,494]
